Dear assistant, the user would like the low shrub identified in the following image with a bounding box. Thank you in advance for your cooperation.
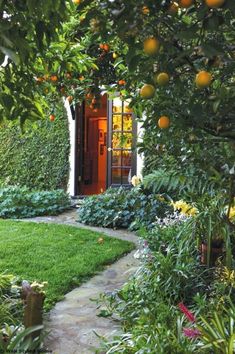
[77,187,173,229]
[0,186,70,218]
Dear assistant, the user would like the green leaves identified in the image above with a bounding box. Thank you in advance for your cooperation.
[0,186,70,219]
[77,187,171,230]
[0,46,20,65]
[0,0,70,122]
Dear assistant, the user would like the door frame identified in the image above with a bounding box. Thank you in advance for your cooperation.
[74,102,85,196]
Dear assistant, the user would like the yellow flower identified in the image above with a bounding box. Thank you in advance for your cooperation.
[229,206,235,220]
[172,200,198,216]
[216,265,235,288]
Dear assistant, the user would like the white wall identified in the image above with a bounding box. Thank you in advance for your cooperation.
[64,99,76,197]
[136,121,144,178]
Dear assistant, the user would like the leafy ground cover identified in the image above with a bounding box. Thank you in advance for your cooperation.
[77,186,172,230]
[0,220,134,310]
[0,186,70,219]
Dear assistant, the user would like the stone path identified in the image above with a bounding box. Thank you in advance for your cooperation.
[24,209,140,354]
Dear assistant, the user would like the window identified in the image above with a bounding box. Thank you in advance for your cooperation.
[108,97,137,187]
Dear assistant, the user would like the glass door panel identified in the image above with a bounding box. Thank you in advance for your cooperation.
[108,97,137,187]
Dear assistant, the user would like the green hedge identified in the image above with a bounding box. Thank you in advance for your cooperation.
[0,103,70,191]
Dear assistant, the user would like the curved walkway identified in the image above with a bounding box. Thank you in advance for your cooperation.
[24,210,140,354]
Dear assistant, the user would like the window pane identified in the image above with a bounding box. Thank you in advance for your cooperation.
[113,114,122,131]
[123,114,132,131]
[122,168,131,184]
[112,168,121,184]
[122,133,132,149]
[122,150,132,167]
[112,132,122,149]
[112,151,121,167]
[112,98,122,113]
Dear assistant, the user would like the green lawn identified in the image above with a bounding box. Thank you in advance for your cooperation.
[0,220,134,310]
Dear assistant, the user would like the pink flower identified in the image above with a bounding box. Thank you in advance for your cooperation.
[183,328,201,338]
[178,302,196,323]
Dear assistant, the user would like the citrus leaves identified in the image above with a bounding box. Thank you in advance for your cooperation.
[0,0,69,122]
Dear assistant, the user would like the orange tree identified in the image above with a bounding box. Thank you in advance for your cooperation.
[76,0,235,140]
[76,3,234,165]
[0,0,70,123]
[0,0,98,124]
[74,0,235,239]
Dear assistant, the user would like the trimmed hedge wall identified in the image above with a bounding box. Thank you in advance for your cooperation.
[0,104,70,191]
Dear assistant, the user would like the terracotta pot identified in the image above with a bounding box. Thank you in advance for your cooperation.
[200,242,223,266]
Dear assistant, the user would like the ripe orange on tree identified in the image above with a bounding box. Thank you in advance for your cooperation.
[103,44,110,52]
[99,43,110,52]
[140,84,155,99]
[49,114,55,122]
[158,116,170,129]
[205,0,225,8]
[118,79,126,85]
[142,6,150,15]
[50,75,58,82]
[154,72,170,86]
[178,0,194,8]
[72,0,81,5]
[143,37,160,55]
[195,71,212,89]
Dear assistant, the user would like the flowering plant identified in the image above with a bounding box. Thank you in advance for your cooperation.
[171,200,198,217]
[131,175,142,187]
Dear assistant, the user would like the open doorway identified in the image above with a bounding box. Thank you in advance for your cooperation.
[78,94,108,195]
[74,94,137,196]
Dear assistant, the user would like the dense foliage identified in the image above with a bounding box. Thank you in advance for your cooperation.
[0,186,70,218]
[0,0,72,123]
[77,187,173,229]
[0,103,70,190]
[77,0,235,140]
[98,218,235,353]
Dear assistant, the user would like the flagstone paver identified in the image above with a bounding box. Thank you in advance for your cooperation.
[23,209,140,354]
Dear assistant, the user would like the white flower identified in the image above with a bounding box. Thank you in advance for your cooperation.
[131,175,142,187]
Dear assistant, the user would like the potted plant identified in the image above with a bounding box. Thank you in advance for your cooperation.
[194,196,230,267]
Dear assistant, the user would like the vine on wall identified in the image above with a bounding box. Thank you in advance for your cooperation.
[0,103,70,191]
